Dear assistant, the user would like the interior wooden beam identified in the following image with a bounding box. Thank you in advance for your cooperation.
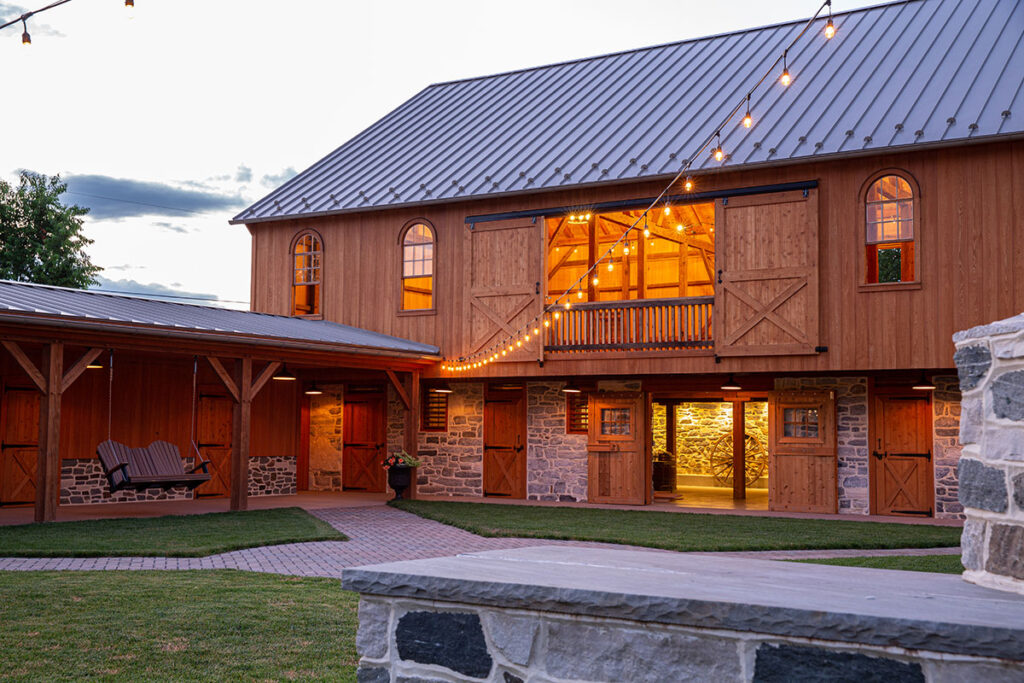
[206,356,240,402]
[61,347,104,393]
[250,361,281,398]
[732,399,746,500]
[546,217,566,248]
[36,342,63,522]
[546,245,578,280]
[2,340,47,392]
[386,369,411,410]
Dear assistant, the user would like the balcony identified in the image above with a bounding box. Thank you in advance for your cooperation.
[545,296,713,352]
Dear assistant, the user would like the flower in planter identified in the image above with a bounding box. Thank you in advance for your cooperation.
[382,449,422,469]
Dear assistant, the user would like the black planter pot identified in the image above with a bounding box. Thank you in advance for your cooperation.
[387,465,412,500]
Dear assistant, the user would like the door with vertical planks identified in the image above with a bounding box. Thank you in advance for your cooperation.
[483,386,526,497]
[342,392,386,492]
[0,387,39,505]
[768,390,836,513]
[872,395,934,516]
[588,393,645,504]
[195,392,232,497]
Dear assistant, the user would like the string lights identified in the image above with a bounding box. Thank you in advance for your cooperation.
[1,0,134,44]
[440,0,838,372]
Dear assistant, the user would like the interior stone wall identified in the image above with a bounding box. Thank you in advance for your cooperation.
[526,382,587,502]
[933,375,964,517]
[308,384,344,491]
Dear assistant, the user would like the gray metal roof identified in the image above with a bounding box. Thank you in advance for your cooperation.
[234,0,1024,225]
[0,280,439,357]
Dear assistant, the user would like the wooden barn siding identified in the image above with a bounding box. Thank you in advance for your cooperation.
[0,351,299,461]
[248,140,1024,378]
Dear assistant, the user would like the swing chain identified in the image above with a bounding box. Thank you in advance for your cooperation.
[106,349,114,441]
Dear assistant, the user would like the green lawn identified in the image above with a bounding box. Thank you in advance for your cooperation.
[393,500,962,552]
[0,508,345,558]
[796,554,964,574]
[0,570,358,682]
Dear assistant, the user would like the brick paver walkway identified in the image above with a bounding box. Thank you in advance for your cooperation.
[0,505,959,576]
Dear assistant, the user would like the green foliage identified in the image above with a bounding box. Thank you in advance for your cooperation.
[0,507,345,557]
[0,571,359,681]
[796,554,963,573]
[392,500,963,552]
[0,171,99,288]
[877,246,902,283]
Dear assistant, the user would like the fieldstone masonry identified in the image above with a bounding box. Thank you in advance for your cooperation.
[954,312,1024,595]
[411,383,485,497]
[247,455,297,497]
[309,385,345,491]
[525,382,586,501]
[932,375,964,516]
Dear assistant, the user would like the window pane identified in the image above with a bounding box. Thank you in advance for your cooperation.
[878,246,902,283]
[600,408,631,435]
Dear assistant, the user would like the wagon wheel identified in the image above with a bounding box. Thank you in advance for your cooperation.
[707,433,769,487]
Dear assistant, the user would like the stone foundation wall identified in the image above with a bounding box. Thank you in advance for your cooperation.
[526,382,587,502]
[775,376,870,515]
[933,375,964,517]
[60,455,296,505]
[354,595,1022,682]
[415,383,484,497]
[308,385,344,491]
[955,314,1024,595]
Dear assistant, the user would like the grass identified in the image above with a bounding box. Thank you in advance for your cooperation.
[392,500,962,552]
[0,508,345,558]
[796,554,964,574]
[0,570,358,682]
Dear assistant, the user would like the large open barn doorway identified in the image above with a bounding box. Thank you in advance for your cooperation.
[651,398,769,510]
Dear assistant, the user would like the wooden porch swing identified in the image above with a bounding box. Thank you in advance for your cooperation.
[96,352,211,493]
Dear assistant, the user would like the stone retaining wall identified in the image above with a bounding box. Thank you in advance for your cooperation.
[954,313,1024,595]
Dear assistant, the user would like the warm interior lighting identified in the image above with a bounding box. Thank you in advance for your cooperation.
[272,365,297,381]
[676,224,683,232]
[304,383,323,396]
[86,362,103,369]
[824,18,835,39]
[913,374,936,391]
[720,374,742,391]
[431,384,454,394]
[562,381,582,394]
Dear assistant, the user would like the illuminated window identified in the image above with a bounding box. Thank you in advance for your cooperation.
[291,231,322,316]
[865,175,914,283]
[402,223,434,310]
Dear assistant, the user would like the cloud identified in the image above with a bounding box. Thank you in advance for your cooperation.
[261,166,297,187]
[0,3,64,37]
[58,173,248,220]
[91,276,223,305]
[152,221,189,234]
[235,165,253,183]
[103,264,146,272]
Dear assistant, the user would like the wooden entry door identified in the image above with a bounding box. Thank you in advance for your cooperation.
[483,387,526,497]
[872,396,934,516]
[342,393,386,492]
[588,393,645,505]
[1,387,39,505]
[768,391,836,513]
[196,393,232,497]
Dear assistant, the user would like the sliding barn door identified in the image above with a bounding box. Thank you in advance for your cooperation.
[464,218,543,362]
[768,390,836,513]
[714,189,819,356]
[588,393,645,504]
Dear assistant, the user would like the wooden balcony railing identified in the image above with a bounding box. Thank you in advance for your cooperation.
[545,296,714,352]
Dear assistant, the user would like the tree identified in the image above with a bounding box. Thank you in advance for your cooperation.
[0,171,99,288]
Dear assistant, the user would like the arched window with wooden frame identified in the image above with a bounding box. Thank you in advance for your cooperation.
[401,221,435,311]
[291,230,323,317]
[862,172,919,285]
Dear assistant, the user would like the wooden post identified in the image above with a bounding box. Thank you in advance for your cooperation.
[36,342,63,523]
[403,370,421,499]
[732,399,746,500]
[586,214,597,301]
[230,357,253,511]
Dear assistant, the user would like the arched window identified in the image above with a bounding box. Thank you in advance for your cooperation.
[865,174,915,283]
[402,223,434,310]
[291,231,322,316]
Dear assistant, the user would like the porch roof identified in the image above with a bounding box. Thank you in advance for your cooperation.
[0,280,439,361]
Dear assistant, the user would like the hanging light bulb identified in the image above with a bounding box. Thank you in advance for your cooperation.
[781,50,791,86]
[663,205,671,216]
[21,18,30,45]
[125,0,134,7]
[607,261,614,272]
[533,327,540,335]
[713,132,724,162]
[676,224,683,232]
[824,1,835,39]
[554,310,562,319]
[543,318,551,327]
[564,300,571,310]
[624,242,630,256]
[684,176,694,192]
[516,340,522,347]
[644,227,651,238]
[742,94,753,128]
[592,276,599,286]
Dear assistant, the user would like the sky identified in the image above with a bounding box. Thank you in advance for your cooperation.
[0,0,876,308]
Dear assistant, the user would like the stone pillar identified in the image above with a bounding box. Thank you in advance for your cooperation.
[954,313,1024,595]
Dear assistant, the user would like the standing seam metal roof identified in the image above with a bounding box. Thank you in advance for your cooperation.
[0,280,439,356]
[233,0,1024,224]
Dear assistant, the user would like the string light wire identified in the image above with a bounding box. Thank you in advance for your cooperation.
[2,0,132,41]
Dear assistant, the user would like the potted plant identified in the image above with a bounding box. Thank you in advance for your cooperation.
[382,450,421,500]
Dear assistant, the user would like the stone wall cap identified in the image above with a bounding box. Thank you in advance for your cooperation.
[342,546,1024,662]
[954,312,1024,343]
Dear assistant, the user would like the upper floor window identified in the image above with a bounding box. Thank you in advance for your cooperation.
[402,222,434,310]
[865,174,915,283]
[292,231,322,316]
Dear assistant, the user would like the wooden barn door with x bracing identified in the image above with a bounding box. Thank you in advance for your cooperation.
[342,390,387,492]
[768,390,837,513]
[0,386,39,505]
[871,394,934,516]
[463,217,544,363]
[714,189,819,356]
[483,385,527,498]
[195,391,233,497]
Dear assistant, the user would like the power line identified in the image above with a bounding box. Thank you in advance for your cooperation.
[65,190,208,216]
